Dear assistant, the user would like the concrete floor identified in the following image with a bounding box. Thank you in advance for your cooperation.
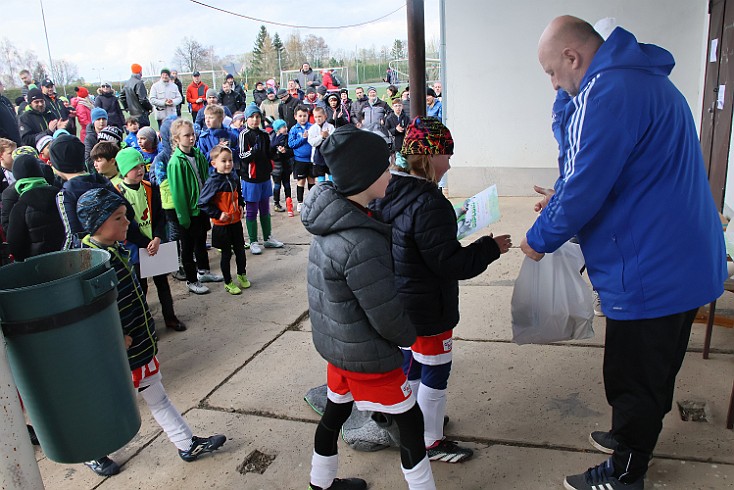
[32,196,734,489]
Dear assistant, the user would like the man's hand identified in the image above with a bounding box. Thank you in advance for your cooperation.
[491,233,512,254]
[520,237,545,261]
[48,119,58,131]
[533,185,555,212]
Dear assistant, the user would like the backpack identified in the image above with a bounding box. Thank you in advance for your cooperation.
[331,71,342,87]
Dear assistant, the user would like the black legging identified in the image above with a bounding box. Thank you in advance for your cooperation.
[272,160,293,205]
[315,400,426,469]
[178,214,210,282]
[220,246,246,284]
[134,263,176,322]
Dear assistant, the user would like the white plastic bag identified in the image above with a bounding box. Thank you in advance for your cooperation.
[511,241,595,344]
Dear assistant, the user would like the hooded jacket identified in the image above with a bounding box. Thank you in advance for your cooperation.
[526,27,726,320]
[372,172,501,336]
[278,95,301,129]
[198,171,244,226]
[94,91,126,128]
[238,125,272,183]
[167,146,209,229]
[270,131,293,179]
[219,88,246,115]
[297,68,321,90]
[153,115,176,209]
[302,182,416,373]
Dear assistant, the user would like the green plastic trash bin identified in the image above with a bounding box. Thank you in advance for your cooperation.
[0,249,141,463]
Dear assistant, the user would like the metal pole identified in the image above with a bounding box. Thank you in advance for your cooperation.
[407,0,427,119]
[0,340,45,489]
[39,0,54,81]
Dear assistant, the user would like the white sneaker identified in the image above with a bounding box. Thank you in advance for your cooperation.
[197,270,223,283]
[263,236,284,248]
[593,290,605,317]
[296,202,302,213]
[187,281,210,295]
[250,242,263,255]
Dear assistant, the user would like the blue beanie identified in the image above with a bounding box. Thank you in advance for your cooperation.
[272,119,287,132]
[91,107,108,122]
[244,103,261,118]
[77,188,127,236]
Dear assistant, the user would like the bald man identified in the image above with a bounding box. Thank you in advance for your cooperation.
[521,16,726,490]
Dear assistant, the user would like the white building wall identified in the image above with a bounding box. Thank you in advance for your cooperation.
[444,1,709,196]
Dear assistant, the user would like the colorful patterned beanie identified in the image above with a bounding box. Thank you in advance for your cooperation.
[401,116,454,155]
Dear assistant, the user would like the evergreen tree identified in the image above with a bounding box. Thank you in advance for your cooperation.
[273,32,285,72]
[252,25,275,80]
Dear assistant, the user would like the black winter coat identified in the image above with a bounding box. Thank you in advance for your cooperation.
[372,173,501,336]
[270,132,293,179]
[18,108,54,147]
[0,95,20,145]
[7,185,64,260]
[218,89,245,115]
[94,92,126,128]
[278,96,301,129]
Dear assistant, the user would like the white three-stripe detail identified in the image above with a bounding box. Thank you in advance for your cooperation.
[564,75,599,181]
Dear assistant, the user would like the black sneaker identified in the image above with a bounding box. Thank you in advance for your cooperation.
[309,478,367,490]
[178,435,226,462]
[84,456,120,476]
[564,458,644,490]
[589,430,618,454]
[427,439,473,463]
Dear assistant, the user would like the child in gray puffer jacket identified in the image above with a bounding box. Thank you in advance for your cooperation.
[301,125,436,490]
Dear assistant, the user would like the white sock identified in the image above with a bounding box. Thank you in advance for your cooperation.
[417,384,447,447]
[310,451,338,489]
[402,456,436,490]
[140,380,193,451]
[409,379,421,398]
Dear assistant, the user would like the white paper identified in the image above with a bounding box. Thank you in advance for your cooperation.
[453,184,501,240]
[711,38,719,62]
[139,241,179,278]
[718,84,726,110]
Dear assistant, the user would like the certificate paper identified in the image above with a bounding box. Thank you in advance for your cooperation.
[453,185,501,240]
[139,242,179,278]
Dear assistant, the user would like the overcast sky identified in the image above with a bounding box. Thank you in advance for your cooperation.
[4,0,440,84]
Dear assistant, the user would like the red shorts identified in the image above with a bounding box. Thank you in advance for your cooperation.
[326,364,416,414]
[404,330,453,366]
[131,356,160,389]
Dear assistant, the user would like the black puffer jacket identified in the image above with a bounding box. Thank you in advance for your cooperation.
[94,92,125,128]
[372,172,501,336]
[302,182,416,373]
[7,185,64,260]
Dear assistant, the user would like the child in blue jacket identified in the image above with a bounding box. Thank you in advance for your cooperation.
[288,105,313,213]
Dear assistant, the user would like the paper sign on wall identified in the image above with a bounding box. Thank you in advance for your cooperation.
[718,84,726,110]
[711,38,719,62]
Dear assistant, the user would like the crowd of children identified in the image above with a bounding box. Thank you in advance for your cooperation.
[0,64,513,488]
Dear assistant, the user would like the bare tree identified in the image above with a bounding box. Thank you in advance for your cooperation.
[302,35,330,67]
[174,37,210,73]
[284,33,305,70]
[51,59,79,88]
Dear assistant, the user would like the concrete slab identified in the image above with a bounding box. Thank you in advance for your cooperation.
[81,409,734,490]
[209,331,734,464]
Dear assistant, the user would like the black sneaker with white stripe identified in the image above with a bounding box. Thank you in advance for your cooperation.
[178,434,226,462]
[564,458,644,490]
[426,439,473,463]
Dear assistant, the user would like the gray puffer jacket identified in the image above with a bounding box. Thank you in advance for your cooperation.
[302,182,416,373]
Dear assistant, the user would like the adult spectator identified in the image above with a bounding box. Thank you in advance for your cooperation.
[276,88,299,129]
[0,81,20,145]
[40,79,68,121]
[401,86,411,120]
[356,87,390,131]
[120,63,153,127]
[149,68,182,128]
[19,69,35,100]
[338,89,352,120]
[170,69,184,117]
[259,88,279,125]
[383,66,398,85]
[219,81,246,115]
[287,79,304,101]
[296,63,321,90]
[94,82,125,128]
[225,73,245,99]
[320,69,340,92]
[252,81,267,106]
[426,87,442,121]
[521,16,726,490]
[432,81,443,100]
[18,89,58,147]
[186,70,208,122]
[349,87,368,125]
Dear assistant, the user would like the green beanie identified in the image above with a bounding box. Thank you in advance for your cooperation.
[116,147,144,178]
